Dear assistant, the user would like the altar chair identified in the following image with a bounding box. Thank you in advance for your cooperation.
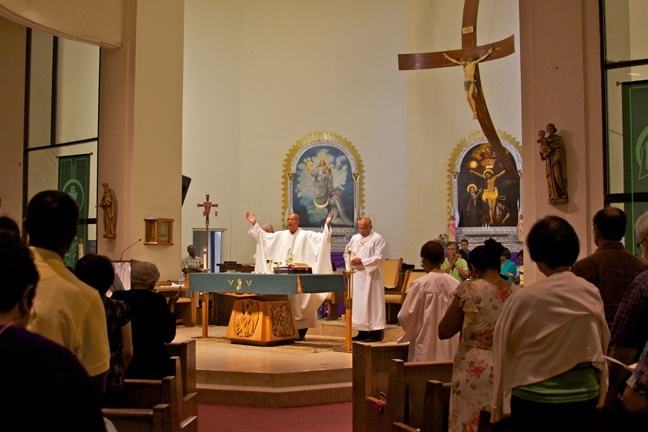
[385,269,425,323]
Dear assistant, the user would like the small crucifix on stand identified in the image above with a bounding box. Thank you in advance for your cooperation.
[398,0,518,179]
[197,194,218,338]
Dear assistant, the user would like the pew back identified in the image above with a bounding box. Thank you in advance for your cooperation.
[365,359,454,432]
[392,379,451,432]
[166,339,197,395]
[103,404,172,432]
[352,342,409,432]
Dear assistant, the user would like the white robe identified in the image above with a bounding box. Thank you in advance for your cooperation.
[344,230,386,331]
[397,272,460,362]
[248,223,332,329]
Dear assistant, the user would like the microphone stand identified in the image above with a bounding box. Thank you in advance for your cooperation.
[120,239,142,261]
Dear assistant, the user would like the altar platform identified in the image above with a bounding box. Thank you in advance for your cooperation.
[173,319,405,407]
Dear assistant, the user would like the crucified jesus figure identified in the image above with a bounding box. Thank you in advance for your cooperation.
[443,47,493,119]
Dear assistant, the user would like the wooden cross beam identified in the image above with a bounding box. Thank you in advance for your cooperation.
[398,0,518,178]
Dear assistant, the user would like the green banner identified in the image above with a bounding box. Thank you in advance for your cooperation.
[623,80,648,194]
[58,154,90,268]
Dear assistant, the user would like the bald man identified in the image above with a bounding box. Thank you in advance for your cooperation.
[246,211,333,340]
[345,217,386,342]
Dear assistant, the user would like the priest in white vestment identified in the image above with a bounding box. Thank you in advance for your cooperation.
[246,211,333,339]
[344,217,386,342]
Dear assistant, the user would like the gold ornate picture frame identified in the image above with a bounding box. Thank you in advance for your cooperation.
[448,130,523,244]
[282,131,364,242]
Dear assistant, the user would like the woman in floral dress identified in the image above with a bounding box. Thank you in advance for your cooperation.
[439,239,519,432]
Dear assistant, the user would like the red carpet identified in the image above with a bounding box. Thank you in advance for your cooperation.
[198,402,352,432]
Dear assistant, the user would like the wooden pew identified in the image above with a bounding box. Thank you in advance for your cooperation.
[353,342,410,432]
[166,339,197,395]
[103,376,178,432]
[166,339,198,427]
[364,359,454,432]
[109,357,198,432]
[477,408,512,432]
[392,380,451,432]
[103,403,173,432]
[168,355,198,432]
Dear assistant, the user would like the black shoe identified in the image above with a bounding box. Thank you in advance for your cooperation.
[297,328,308,341]
[364,330,384,343]
[352,331,369,341]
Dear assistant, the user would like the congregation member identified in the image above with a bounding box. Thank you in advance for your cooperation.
[0,229,107,431]
[0,215,20,234]
[25,190,110,395]
[460,238,470,256]
[344,217,386,343]
[439,238,519,432]
[572,207,647,327]
[398,240,460,362]
[604,210,648,428]
[246,210,333,340]
[441,241,469,283]
[499,247,517,282]
[75,254,133,407]
[514,249,524,287]
[491,216,609,432]
[457,248,468,263]
[112,261,178,379]
[622,340,648,415]
[182,244,204,275]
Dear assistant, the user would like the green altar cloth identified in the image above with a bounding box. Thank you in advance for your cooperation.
[189,273,346,295]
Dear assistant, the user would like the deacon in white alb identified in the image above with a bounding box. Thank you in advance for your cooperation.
[345,217,386,342]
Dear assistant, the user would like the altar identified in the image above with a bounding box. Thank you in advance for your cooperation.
[189,273,346,345]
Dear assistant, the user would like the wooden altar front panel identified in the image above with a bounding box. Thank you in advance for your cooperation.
[189,273,346,343]
[226,295,297,346]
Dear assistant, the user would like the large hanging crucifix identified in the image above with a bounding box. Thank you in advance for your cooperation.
[398,0,518,178]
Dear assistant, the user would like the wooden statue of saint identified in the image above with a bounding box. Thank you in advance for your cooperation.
[540,123,568,205]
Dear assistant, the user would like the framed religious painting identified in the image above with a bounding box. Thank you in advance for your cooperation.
[283,131,364,251]
[448,131,523,249]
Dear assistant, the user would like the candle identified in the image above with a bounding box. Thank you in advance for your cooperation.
[203,247,208,271]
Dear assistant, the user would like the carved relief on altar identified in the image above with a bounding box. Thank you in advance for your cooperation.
[233,300,260,338]
[448,131,523,248]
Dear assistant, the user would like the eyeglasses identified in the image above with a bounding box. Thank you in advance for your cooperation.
[637,238,648,250]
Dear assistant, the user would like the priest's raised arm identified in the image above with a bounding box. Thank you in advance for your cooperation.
[246,211,334,339]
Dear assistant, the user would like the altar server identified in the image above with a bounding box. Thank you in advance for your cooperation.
[246,211,334,339]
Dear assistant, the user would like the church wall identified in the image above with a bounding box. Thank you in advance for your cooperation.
[182,0,243,267]
[183,0,410,264]
[519,0,603,285]
[0,0,122,48]
[0,17,26,223]
[99,0,185,279]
